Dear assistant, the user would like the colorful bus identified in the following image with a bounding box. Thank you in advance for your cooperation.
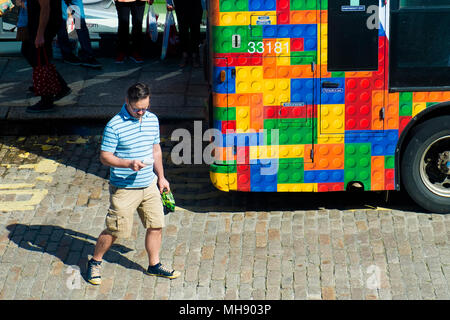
[206,0,450,213]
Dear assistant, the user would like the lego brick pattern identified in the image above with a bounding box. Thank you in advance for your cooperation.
[209,0,449,193]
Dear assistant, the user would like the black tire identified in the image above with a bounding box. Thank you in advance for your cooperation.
[401,116,450,213]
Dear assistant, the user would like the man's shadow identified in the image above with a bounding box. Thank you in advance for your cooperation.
[6,224,146,283]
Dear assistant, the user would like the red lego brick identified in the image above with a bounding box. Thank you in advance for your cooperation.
[237,165,251,191]
[290,38,304,51]
[236,146,249,165]
[385,168,395,190]
[222,120,236,134]
[215,53,263,67]
[399,116,411,136]
[318,182,345,192]
[345,78,374,131]
[277,0,290,24]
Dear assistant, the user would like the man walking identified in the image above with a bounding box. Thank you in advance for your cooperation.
[86,82,180,285]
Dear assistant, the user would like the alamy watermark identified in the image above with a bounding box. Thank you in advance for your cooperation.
[170,121,279,175]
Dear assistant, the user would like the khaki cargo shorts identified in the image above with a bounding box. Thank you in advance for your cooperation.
[104,178,164,238]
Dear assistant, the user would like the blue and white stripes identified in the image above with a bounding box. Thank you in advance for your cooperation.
[101,104,160,188]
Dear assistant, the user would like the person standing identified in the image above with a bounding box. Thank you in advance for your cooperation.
[114,0,153,63]
[86,82,180,285]
[56,0,102,68]
[22,0,71,113]
[167,0,203,67]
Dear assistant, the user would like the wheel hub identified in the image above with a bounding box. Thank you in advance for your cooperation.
[437,151,450,175]
[420,136,450,197]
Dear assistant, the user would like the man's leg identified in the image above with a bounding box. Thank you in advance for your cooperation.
[92,230,117,261]
[145,228,162,266]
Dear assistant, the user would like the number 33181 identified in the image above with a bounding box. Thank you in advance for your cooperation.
[247,41,289,54]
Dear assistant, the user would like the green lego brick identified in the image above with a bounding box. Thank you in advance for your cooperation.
[331,72,345,78]
[213,106,236,121]
[399,101,412,116]
[427,102,439,108]
[249,25,263,39]
[213,26,250,54]
[264,119,317,146]
[291,51,317,65]
[214,107,228,121]
[277,158,304,184]
[344,143,371,190]
[291,0,319,10]
[385,155,395,169]
[219,0,248,12]
[211,163,237,173]
[399,92,413,103]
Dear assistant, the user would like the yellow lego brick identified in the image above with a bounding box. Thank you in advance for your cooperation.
[279,145,304,158]
[210,171,229,192]
[277,183,317,192]
[412,102,426,117]
[319,104,345,134]
[318,24,327,65]
[228,173,237,191]
[317,134,345,145]
[219,11,251,26]
[236,106,251,132]
[235,66,263,94]
[249,145,280,160]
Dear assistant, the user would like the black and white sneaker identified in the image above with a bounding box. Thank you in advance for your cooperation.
[145,262,180,279]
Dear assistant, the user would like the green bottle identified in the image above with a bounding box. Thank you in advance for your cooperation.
[161,189,175,214]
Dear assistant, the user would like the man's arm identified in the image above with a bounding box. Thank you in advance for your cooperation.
[153,143,170,193]
[36,0,50,48]
[100,150,146,171]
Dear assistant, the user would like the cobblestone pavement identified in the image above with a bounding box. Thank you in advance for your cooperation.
[1,127,450,300]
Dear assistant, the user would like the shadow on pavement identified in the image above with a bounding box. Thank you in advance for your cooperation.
[6,224,145,282]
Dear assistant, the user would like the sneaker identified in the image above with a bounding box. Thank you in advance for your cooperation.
[53,86,71,102]
[26,100,55,113]
[86,258,102,285]
[62,53,82,66]
[145,262,180,279]
[81,56,102,69]
[129,52,144,64]
[115,52,127,64]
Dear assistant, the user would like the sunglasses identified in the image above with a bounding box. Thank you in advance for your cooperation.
[129,104,149,113]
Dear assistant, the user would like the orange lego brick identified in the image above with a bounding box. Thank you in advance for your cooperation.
[304,144,345,170]
[371,156,385,191]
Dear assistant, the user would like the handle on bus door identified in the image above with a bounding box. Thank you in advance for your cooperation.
[322,81,340,88]
[220,70,226,83]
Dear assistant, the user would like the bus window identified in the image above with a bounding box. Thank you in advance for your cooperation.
[327,0,379,72]
[400,0,450,8]
[390,4,450,89]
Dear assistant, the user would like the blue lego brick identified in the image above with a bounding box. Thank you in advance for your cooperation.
[213,66,236,94]
[319,78,345,104]
[291,78,315,105]
[303,37,317,50]
[345,130,398,156]
[213,120,222,131]
[249,0,276,11]
[290,78,345,105]
[304,170,345,183]
[262,24,317,38]
[250,162,278,192]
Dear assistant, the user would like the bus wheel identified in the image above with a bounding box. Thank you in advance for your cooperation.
[401,116,450,213]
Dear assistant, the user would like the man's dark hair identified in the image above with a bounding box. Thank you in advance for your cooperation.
[127,82,150,104]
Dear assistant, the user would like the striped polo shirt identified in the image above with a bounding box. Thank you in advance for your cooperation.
[100,104,160,188]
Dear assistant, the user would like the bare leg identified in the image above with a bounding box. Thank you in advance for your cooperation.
[93,230,117,261]
[145,228,162,266]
